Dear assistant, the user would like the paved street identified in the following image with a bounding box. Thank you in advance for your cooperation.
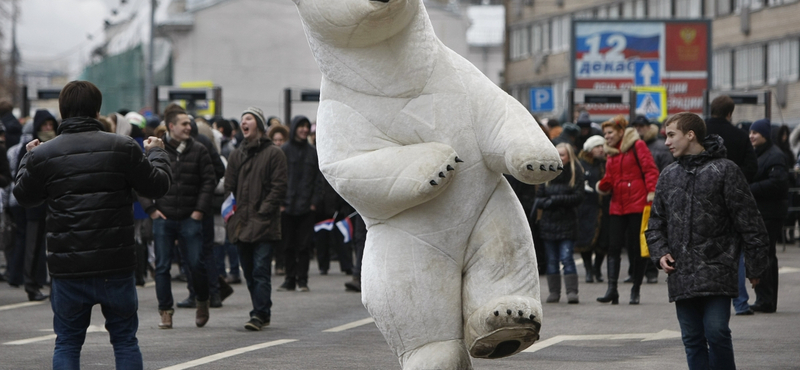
[2,245,799,370]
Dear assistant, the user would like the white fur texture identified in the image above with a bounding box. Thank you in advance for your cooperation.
[293,0,561,368]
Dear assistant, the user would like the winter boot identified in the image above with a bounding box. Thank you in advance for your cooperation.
[593,252,605,283]
[345,277,361,292]
[158,309,173,329]
[630,284,641,305]
[546,274,561,303]
[597,255,619,304]
[581,252,594,283]
[195,300,210,327]
[565,274,580,304]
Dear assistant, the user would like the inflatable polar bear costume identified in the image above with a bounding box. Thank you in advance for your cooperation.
[292,0,562,368]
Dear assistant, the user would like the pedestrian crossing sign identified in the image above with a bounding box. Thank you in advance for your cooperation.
[632,86,668,123]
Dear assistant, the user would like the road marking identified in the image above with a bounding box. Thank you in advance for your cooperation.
[158,339,297,370]
[0,301,46,312]
[4,325,106,345]
[323,318,375,333]
[522,329,681,353]
[779,266,800,274]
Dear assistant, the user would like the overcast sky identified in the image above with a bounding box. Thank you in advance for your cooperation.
[8,0,110,75]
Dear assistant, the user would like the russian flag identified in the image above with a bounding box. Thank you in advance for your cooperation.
[314,218,335,232]
[221,193,236,223]
[335,217,354,243]
[575,33,660,59]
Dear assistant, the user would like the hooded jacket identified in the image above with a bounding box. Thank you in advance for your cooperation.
[1,111,23,149]
[225,136,288,243]
[536,163,585,240]
[645,135,768,302]
[705,117,758,183]
[576,151,605,251]
[13,117,172,278]
[640,124,674,171]
[596,128,659,215]
[751,140,790,221]
[281,116,323,215]
[139,136,215,219]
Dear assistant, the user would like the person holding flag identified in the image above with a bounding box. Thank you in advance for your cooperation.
[224,107,287,331]
[313,179,355,275]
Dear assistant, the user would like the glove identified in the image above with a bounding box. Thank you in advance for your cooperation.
[584,180,594,193]
[647,192,655,203]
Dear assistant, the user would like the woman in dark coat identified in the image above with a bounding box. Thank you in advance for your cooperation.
[576,135,607,283]
[537,143,584,304]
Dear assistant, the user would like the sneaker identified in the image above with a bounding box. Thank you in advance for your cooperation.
[158,310,174,329]
[177,296,196,308]
[244,317,264,331]
[297,282,310,292]
[277,281,295,292]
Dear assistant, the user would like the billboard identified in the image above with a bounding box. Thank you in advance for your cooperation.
[571,20,710,120]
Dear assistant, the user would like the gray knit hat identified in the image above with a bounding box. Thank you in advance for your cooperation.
[242,107,267,132]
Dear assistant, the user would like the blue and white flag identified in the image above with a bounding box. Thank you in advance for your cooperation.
[221,194,236,223]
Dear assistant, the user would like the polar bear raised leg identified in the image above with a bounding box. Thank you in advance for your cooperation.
[462,179,542,359]
[362,225,473,369]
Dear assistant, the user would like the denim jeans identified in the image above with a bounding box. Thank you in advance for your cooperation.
[732,253,750,313]
[183,214,220,298]
[675,296,736,370]
[51,272,142,370]
[214,236,240,278]
[153,217,208,310]
[237,241,273,322]
[543,239,577,275]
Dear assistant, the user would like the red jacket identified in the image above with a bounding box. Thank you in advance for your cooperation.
[597,128,660,215]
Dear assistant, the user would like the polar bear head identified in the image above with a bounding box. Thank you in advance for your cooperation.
[292,0,421,48]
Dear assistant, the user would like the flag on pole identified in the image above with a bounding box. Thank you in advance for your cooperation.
[314,218,335,232]
[335,217,353,243]
[221,193,236,223]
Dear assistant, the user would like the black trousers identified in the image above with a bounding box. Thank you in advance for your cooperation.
[754,219,781,311]
[282,212,314,284]
[608,213,645,285]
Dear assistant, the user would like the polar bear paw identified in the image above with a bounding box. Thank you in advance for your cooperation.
[418,152,461,196]
[464,296,541,359]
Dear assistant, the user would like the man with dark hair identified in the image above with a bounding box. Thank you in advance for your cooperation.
[14,80,172,369]
[0,100,23,148]
[747,119,789,314]
[647,112,767,370]
[706,95,758,182]
[140,103,216,329]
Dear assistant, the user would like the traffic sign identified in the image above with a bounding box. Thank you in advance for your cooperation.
[529,87,554,112]
[633,86,668,122]
[634,60,660,86]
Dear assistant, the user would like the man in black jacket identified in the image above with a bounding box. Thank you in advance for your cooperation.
[705,95,758,182]
[278,115,323,292]
[748,119,789,314]
[0,100,23,148]
[14,81,171,369]
[646,113,767,370]
[140,104,216,329]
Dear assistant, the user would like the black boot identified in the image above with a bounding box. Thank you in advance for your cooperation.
[630,284,640,305]
[581,251,594,283]
[597,255,619,304]
[594,252,605,283]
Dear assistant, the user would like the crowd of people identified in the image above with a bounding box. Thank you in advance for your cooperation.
[0,85,793,369]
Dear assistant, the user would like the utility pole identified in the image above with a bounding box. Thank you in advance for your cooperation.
[145,0,156,111]
[10,0,19,106]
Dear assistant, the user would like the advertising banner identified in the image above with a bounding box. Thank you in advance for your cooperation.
[572,20,710,120]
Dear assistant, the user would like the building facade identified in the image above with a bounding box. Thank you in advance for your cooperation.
[505,0,800,125]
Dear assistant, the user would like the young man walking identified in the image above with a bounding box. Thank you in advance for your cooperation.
[140,104,216,329]
[224,107,287,330]
[14,81,172,369]
[646,112,768,370]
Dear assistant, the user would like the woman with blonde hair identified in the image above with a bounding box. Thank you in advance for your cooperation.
[536,142,585,304]
[595,115,659,305]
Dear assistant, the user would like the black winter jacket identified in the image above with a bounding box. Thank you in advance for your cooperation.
[705,117,758,182]
[281,116,323,215]
[1,111,23,149]
[536,164,585,241]
[140,136,215,219]
[645,135,769,302]
[751,141,790,221]
[13,117,172,278]
[576,152,604,251]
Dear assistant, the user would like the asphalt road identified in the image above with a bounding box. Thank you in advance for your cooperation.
[1,245,799,370]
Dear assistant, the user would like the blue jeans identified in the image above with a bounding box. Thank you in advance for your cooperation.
[215,236,240,278]
[732,253,750,313]
[51,272,142,370]
[675,296,736,370]
[544,239,577,275]
[153,217,208,310]
[237,241,273,322]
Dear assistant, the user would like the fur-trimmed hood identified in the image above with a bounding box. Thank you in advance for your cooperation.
[640,124,660,143]
[604,127,640,156]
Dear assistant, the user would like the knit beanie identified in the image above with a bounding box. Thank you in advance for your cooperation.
[583,135,606,152]
[242,107,267,133]
[750,118,771,139]
[576,112,592,128]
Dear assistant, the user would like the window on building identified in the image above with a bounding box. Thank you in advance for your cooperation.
[635,0,647,17]
[734,45,764,89]
[715,0,734,15]
[768,39,800,84]
[623,1,635,17]
[608,3,621,18]
[510,27,531,60]
[597,5,609,18]
[532,24,543,53]
[675,0,703,17]
[648,0,673,17]
[713,50,733,89]
[574,9,594,19]
[542,20,551,52]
